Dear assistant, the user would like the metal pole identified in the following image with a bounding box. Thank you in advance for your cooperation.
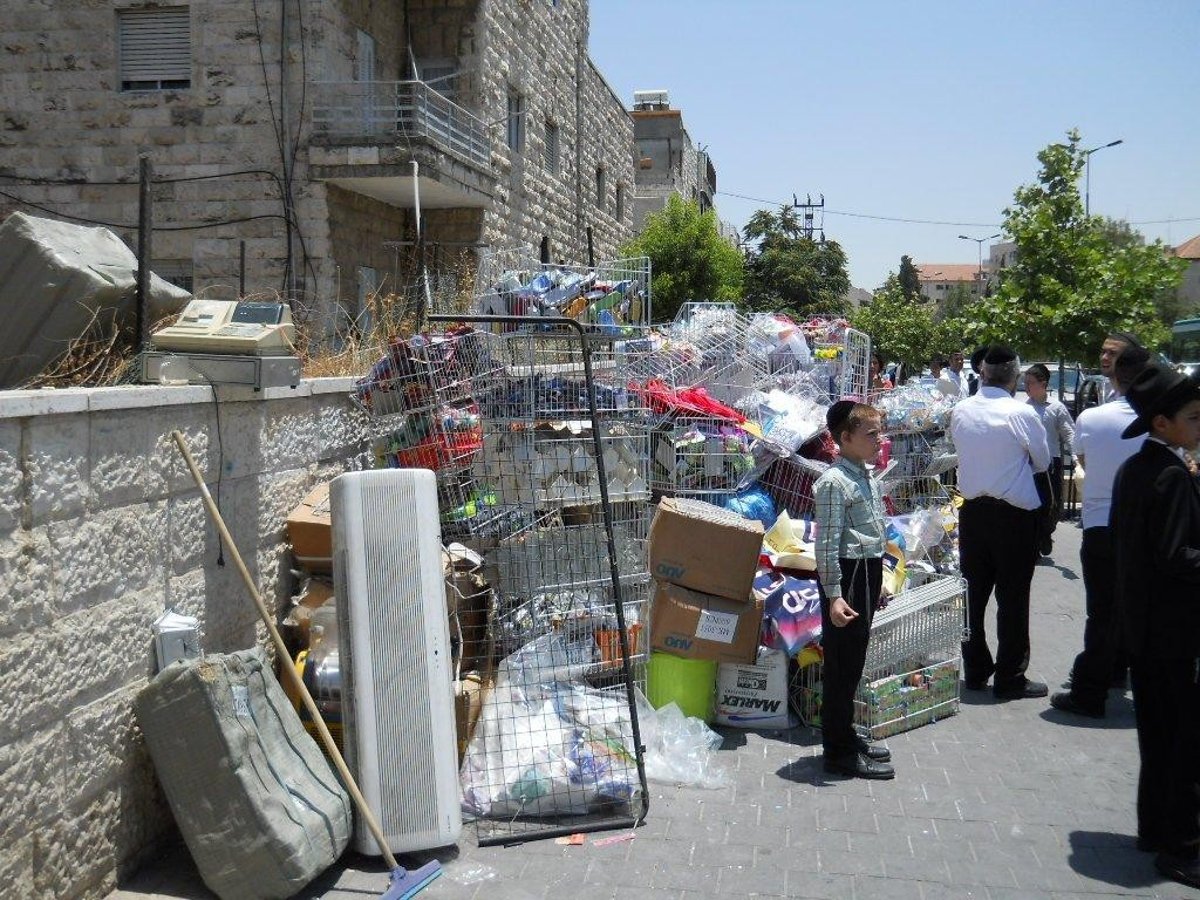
[239,239,246,298]
[136,154,153,347]
[1085,155,1091,218]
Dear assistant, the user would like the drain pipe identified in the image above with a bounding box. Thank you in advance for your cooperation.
[412,160,433,320]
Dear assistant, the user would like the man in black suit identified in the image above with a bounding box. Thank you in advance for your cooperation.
[1110,364,1200,890]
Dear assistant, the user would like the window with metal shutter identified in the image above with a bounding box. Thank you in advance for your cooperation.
[118,6,191,91]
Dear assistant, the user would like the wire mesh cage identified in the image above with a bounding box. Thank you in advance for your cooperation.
[791,574,967,740]
[424,314,651,846]
[879,429,958,516]
[649,415,764,498]
[474,247,652,326]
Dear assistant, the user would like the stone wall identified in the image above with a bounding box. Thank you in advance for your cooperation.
[0,379,369,898]
[474,0,634,264]
[0,0,636,327]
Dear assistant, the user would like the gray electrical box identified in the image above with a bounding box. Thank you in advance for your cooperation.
[142,351,302,390]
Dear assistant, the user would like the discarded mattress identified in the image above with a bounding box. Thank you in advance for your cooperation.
[135,649,352,900]
[0,211,190,387]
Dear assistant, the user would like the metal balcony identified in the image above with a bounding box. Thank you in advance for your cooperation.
[310,80,491,170]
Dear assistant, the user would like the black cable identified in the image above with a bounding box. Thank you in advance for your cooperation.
[0,168,286,188]
[0,189,289,231]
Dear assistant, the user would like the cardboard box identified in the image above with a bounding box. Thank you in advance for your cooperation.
[454,672,489,764]
[649,580,763,665]
[715,647,793,730]
[648,497,764,601]
[287,482,332,572]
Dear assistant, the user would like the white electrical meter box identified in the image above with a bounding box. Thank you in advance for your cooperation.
[150,299,296,356]
[153,611,201,671]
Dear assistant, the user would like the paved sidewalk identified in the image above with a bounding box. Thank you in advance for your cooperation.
[114,521,1200,899]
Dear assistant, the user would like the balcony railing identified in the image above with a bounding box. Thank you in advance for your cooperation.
[309,80,491,169]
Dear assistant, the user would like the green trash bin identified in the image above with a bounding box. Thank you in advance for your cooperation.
[647,651,718,723]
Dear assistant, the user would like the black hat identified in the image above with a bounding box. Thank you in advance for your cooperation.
[1120,364,1200,439]
[983,344,1017,366]
[969,346,988,371]
[826,399,857,435]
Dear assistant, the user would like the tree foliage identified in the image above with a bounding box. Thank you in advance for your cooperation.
[898,255,921,301]
[965,129,1184,361]
[620,194,744,323]
[741,207,850,317]
[852,276,972,382]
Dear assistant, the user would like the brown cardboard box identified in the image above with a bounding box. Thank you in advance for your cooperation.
[454,672,489,764]
[648,497,764,601]
[649,580,764,665]
[287,482,332,572]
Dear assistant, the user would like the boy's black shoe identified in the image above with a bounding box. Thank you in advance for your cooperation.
[824,752,895,780]
[854,738,891,763]
[1154,852,1200,890]
[1050,691,1105,719]
[994,679,1049,700]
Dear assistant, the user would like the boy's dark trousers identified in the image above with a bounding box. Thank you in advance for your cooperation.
[819,556,883,758]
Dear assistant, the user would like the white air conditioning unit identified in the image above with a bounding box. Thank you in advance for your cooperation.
[330,469,462,854]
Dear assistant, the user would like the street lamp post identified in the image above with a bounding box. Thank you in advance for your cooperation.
[1084,139,1123,217]
[958,233,1002,295]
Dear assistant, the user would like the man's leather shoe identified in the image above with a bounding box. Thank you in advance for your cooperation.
[824,752,895,780]
[1050,691,1105,718]
[855,738,891,763]
[963,673,991,690]
[994,679,1049,700]
[1154,852,1200,890]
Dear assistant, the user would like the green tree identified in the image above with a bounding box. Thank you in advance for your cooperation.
[937,282,975,323]
[966,129,1184,360]
[620,195,744,323]
[741,207,850,317]
[898,255,922,301]
[851,275,939,380]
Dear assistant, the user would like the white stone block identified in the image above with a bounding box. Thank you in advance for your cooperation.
[0,420,23,533]
[0,723,67,848]
[26,412,89,525]
[47,504,167,617]
[0,526,55,639]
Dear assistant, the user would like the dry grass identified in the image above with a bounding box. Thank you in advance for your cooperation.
[23,253,481,388]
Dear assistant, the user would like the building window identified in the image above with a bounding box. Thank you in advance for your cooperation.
[417,57,457,101]
[117,6,191,91]
[595,167,605,210]
[544,121,559,172]
[506,88,525,153]
[615,183,625,221]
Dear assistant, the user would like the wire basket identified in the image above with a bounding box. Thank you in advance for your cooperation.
[791,575,967,739]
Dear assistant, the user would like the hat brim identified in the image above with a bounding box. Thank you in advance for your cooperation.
[1120,418,1150,440]
[1120,379,1200,439]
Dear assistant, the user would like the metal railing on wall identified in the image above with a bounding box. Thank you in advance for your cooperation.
[310,80,491,169]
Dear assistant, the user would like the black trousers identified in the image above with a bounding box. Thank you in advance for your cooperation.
[1070,527,1123,708]
[818,556,882,757]
[1130,655,1200,859]
[958,497,1038,691]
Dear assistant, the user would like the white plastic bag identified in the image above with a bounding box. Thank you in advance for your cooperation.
[636,693,729,789]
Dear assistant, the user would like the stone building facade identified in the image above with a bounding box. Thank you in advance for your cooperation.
[629,90,718,234]
[0,0,635,334]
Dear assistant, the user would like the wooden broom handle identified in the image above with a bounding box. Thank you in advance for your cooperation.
[170,432,401,870]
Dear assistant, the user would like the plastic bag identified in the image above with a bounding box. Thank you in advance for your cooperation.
[635,693,729,789]
[459,636,641,818]
[719,486,777,528]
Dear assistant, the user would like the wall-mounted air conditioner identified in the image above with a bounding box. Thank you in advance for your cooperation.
[331,469,462,854]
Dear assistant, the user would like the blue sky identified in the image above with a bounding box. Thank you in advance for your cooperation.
[589,0,1200,291]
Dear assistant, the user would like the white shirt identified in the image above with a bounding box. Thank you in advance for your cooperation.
[950,385,1052,510]
[945,368,970,398]
[1074,397,1140,529]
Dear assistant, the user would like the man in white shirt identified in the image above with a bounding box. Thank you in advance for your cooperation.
[946,350,970,398]
[950,345,1052,700]
[1099,331,1145,404]
[1050,345,1150,718]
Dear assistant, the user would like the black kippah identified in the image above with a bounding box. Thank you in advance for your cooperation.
[983,344,1017,365]
[826,399,856,434]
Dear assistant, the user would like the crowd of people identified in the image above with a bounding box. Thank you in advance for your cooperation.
[813,332,1200,890]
